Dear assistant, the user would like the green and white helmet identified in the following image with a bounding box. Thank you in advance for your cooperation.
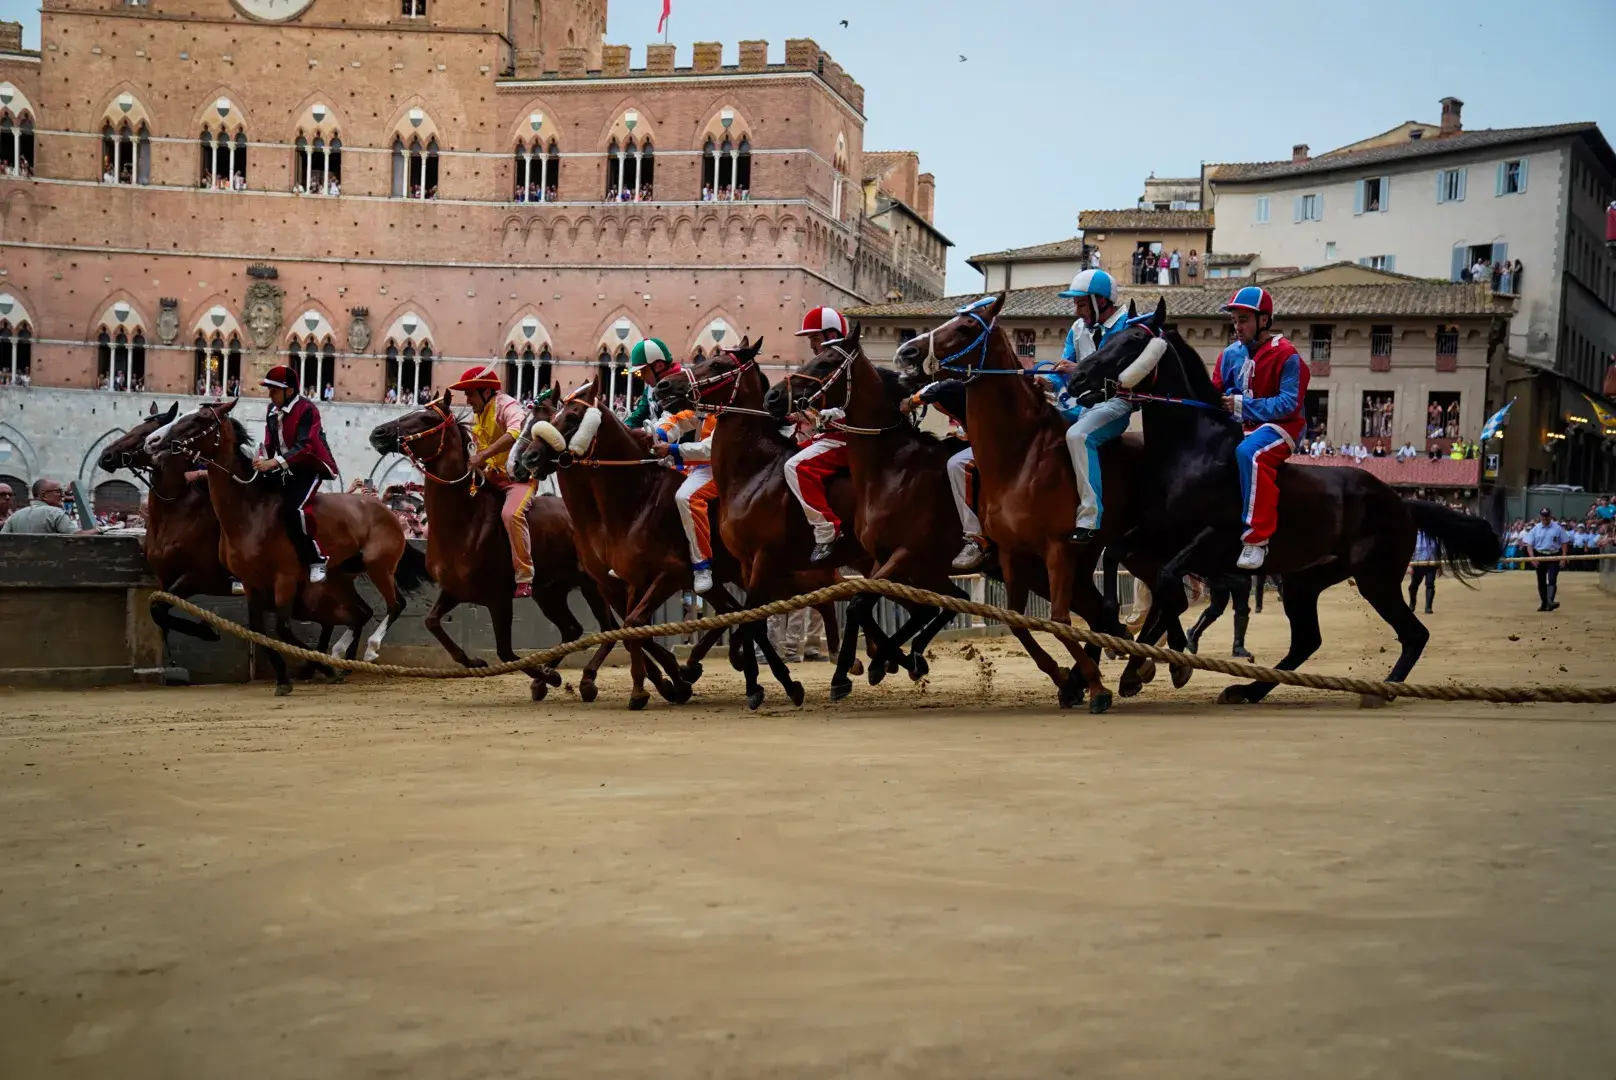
[626,337,678,375]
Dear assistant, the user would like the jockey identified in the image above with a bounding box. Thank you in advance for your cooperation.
[899,377,985,571]
[451,364,539,598]
[1054,268,1133,543]
[783,306,852,563]
[625,338,721,595]
[1214,286,1310,570]
[254,365,339,582]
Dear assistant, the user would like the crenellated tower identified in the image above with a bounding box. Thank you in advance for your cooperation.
[511,0,607,75]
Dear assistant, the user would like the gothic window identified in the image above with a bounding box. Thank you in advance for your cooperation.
[97,330,147,392]
[0,112,35,177]
[401,0,426,16]
[392,136,439,199]
[288,336,337,398]
[605,136,654,202]
[199,123,248,191]
[0,319,31,386]
[503,345,551,401]
[595,346,633,414]
[514,137,559,202]
[385,342,434,404]
[193,332,241,397]
[735,137,751,198]
[701,138,717,198]
[830,137,849,221]
[101,121,149,185]
[295,134,343,195]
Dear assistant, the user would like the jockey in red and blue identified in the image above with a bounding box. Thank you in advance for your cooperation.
[1213,286,1310,571]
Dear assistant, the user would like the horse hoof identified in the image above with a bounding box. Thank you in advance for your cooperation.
[671,681,694,705]
[1359,693,1392,710]
[1088,690,1113,715]
[1171,664,1193,689]
[579,680,598,704]
[788,681,805,707]
[1218,685,1251,705]
[274,683,293,697]
[849,659,865,677]
[545,668,562,688]
[1118,676,1142,699]
[868,661,887,686]
[908,654,930,681]
[1137,660,1157,685]
[463,657,489,670]
[830,679,853,703]
[653,679,680,704]
[885,657,901,675]
[680,662,704,684]
[746,689,765,711]
[628,693,650,712]
[197,626,220,644]
[530,679,549,702]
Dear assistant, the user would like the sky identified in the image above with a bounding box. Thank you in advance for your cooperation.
[5,0,1612,293]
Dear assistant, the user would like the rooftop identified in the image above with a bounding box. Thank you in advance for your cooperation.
[966,237,1087,267]
[1205,252,1258,266]
[1078,209,1214,231]
[1208,122,1609,183]
[862,150,916,182]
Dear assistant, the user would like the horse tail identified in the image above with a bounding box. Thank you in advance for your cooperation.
[1405,500,1500,582]
[392,540,434,594]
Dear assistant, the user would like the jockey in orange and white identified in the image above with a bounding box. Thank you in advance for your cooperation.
[783,306,852,563]
[626,338,722,595]
[451,364,540,598]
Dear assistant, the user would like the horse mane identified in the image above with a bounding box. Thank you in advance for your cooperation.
[224,416,257,466]
[872,364,910,404]
[1163,330,1222,407]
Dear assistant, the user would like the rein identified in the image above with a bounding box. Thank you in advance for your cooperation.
[915,303,1019,380]
[398,402,475,486]
[164,409,259,486]
[786,342,905,436]
[1119,389,1224,412]
[678,356,776,420]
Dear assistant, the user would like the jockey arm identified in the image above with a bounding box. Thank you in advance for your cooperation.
[624,387,654,430]
[275,403,323,470]
[1240,354,1305,423]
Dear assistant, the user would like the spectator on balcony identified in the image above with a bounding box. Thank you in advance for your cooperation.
[1143,250,1158,285]
[1168,249,1181,286]
[1186,249,1199,283]
[1396,441,1418,461]
[1131,248,1143,285]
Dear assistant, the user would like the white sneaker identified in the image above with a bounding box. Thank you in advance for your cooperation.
[230,579,245,595]
[308,561,328,583]
[1236,543,1268,571]
[692,568,713,594]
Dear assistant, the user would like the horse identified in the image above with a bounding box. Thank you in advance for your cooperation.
[99,404,423,678]
[368,391,615,702]
[1065,299,1501,704]
[650,338,877,683]
[891,294,1178,707]
[145,398,422,695]
[516,380,802,711]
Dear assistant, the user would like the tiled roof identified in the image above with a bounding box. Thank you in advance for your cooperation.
[862,150,914,182]
[966,237,1087,265]
[848,280,1509,320]
[1078,209,1213,231]
[1292,455,1481,489]
[1208,122,1604,182]
[1205,252,1257,267]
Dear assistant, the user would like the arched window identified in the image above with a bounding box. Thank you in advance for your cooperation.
[504,344,550,402]
[594,345,633,415]
[97,330,147,392]
[831,135,849,221]
[402,0,427,16]
[392,136,439,200]
[701,137,717,200]
[0,320,32,386]
[604,138,620,201]
[735,137,751,199]
[385,342,434,403]
[513,137,559,203]
[295,133,343,195]
[100,121,149,186]
[199,123,248,191]
[0,112,35,177]
[288,336,337,398]
[193,332,241,397]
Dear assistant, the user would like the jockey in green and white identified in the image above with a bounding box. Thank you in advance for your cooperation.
[1053,268,1133,543]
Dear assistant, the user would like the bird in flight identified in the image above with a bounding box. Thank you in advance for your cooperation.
[839,19,849,27]
[958,54,968,62]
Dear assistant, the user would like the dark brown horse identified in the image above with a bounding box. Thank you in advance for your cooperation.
[517,381,802,710]
[368,392,614,701]
[146,399,418,695]
[99,405,421,678]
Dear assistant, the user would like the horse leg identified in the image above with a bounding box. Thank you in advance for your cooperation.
[575,581,620,703]
[620,576,689,709]
[734,586,804,708]
[680,624,727,685]
[424,593,483,668]
[903,586,967,681]
[1220,575,1329,706]
[829,593,876,702]
[150,572,219,642]
[815,601,864,677]
[300,621,335,681]
[530,582,578,692]
[1045,545,1113,714]
[1351,568,1431,708]
[247,592,292,696]
[1002,570,1071,697]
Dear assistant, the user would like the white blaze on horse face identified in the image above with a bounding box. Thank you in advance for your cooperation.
[568,408,602,455]
[1118,337,1168,389]
[529,420,567,452]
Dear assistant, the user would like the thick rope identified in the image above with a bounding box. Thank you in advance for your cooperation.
[148,583,1616,705]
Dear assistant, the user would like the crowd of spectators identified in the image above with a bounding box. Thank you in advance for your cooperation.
[607,184,655,203]
[1463,256,1525,295]
[292,177,341,196]
[1129,248,1194,287]
[4,157,33,179]
[699,185,748,202]
[1501,496,1616,568]
[199,171,247,191]
[1305,437,1481,462]
[0,368,31,386]
[514,184,558,203]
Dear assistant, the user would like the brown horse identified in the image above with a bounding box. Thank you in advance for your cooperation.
[146,398,416,695]
[891,294,1176,708]
[368,392,616,701]
[650,339,872,682]
[99,405,422,678]
[516,380,801,711]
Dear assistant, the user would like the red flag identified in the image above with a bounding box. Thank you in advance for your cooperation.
[657,0,671,33]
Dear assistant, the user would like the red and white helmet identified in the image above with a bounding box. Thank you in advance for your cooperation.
[795,306,849,340]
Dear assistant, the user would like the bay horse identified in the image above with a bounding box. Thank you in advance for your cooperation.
[650,338,882,683]
[146,398,420,695]
[517,380,802,711]
[891,294,1177,707]
[99,405,424,677]
[368,391,614,702]
[1066,299,1501,704]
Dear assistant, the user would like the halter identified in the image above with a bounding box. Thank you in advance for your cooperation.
[912,297,1017,380]
[676,353,775,420]
[161,406,259,486]
[397,400,475,486]
[783,340,905,436]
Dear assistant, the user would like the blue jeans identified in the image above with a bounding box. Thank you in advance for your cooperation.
[1064,398,1133,530]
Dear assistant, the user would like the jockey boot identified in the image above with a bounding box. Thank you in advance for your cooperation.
[1231,611,1254,660]
[692,567,714,594]
[1237,542,1268,571]
[308,559,328,584]
[951,538,988,572]
[810,540,838,565]
[1185,609,1213,654]
[514,582,532,599]
[1064,526,1100,545]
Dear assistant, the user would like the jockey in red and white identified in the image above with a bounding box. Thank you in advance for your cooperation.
[255,364,340,581]
[1213,286,1310,570]
[783,306,852,563]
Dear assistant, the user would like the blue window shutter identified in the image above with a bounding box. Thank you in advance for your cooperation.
[1496,162,1506,197]
[1493,241,1507,267]
[1518,158,1528,193]
[1315,193,1323,220]
[1436,171,1446,203]
[1380,176,1391,212]
[1385,255,1395,272]
[1457,168,1467,201]
[1293,196,1303,223]
[1451,245,1466,282]
[1354,180,1365,215]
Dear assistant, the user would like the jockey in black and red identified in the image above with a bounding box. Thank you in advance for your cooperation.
[255,364,339,581]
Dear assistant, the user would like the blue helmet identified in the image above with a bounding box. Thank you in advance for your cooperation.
[1221,285,1274,317]
[1059,268,1118,302]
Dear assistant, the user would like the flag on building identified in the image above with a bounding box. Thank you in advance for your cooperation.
[1581,393,1616,437]
[1479,399,1514,442]
[657,0,671,34]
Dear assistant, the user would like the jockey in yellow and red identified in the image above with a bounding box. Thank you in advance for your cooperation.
[783,306,852,563]
[626,338,722,596]
[1213,286,1310,570]
[255,364,339,582]
[450,364,539,598]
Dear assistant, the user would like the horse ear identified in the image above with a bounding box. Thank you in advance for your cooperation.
[753,336,764,354]
[440,388,454,407]
[216,396,239,415]
[990,291,1008,316]
[1128,299,1138,319]
[1151,298,1167,332]
[847,322,863,348]
[164,401,179,421]
[738,334,750,350]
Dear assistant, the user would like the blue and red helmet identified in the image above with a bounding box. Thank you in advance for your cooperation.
[1221,286,1274,317]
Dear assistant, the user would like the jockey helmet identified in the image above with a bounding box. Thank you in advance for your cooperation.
[796,306,849,340]
[1221,286,1274,317]
[1058,268,1118,303]
[626,337,679,376]
[449,363,503,392]
[261,365,297,390]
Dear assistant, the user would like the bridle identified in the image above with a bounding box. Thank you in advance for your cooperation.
[783,340,904,436]
[158,406,259,486]
[671,352,774,420]
[908,298,1015,381]
[397,399,475,486]
[1102,326,1225,414]
[556,405,662,469]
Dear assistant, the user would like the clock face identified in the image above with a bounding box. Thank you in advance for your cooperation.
[231,0,317,22]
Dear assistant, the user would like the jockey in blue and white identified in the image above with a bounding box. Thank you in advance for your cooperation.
[1053,268,1133,542]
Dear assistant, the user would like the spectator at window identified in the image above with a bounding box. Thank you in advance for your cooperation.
[1131,248,1143,285]
[1511,258,1524,293]
[385,386,398,404]
[323,382,335,401]
[1395,441,1417,461]
[1186,249,1199,282]
[1169,249,1181,286]
[1470,257,1490,284]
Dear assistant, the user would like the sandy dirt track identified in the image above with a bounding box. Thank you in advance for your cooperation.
[2,571,1614,1079]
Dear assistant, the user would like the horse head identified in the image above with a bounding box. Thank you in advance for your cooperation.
[893,294,1007,381]
[515,381,601,480]
[100,401,179,473]
[655,336,765,414]
[369,390,464,461]
[508,387,560,482]
[1065,298,1170,405]
[765,323,864,422]
[145,397,245,466]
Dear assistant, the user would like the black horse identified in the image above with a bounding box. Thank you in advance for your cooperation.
[1066,299,1500,704]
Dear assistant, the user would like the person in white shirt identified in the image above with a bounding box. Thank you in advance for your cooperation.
[1522,508,1570,610]
[1470,258,1490,283]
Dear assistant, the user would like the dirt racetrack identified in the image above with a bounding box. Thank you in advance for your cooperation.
[2,570,1614,1079]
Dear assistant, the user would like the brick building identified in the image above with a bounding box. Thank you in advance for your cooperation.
[0,1,946,499]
